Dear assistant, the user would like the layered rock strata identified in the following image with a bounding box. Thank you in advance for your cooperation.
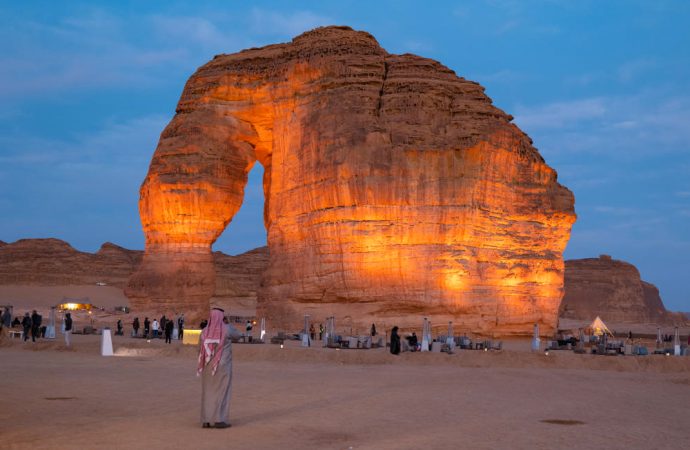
[0,239,141,288]
[561,255,680,324]
[0,239,268,314]
[126,26,576,334]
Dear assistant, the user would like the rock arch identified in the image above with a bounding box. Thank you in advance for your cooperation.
[126,26,576,334]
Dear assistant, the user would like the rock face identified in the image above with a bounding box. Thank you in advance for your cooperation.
[560,255,678,324]
[212,247,269,315]
[0,239,268,313]
[126,26,576,334]
[0,239,141,288]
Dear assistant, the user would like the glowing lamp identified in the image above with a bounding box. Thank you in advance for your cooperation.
[182,329,202,345]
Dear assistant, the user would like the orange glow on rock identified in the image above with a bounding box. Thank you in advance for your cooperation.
[126,27,576,335]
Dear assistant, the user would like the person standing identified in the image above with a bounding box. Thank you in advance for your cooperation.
[309,324,315,341]
[143,317,150,338]
[21,312,32,342]
[116,319,123,336]
[2,307,11,330]
[63,312,73,347]
[198,308,242,429]
[31,310,41,342]
[177,314,185,340]
[371,323,377,337]
[319,323,324,341]
[245,320,253,342]
[132,317,140,337]
[390,326,401,355]
[152,319,160,338]
[164,318,174,344]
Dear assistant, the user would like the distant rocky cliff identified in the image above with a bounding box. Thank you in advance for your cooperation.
[0,239,141,288]
[0,238,268,310]
[560,255,682,324]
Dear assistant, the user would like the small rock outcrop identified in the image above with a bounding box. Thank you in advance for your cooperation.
[560,255,680,324]
[126,26,576,334]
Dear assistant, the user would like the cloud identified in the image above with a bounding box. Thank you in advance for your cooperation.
[617,58,657,83]
[0,10,245,98]
[513,92,690,157]
[151,16,237,51]
[249,9,334,37]
[514,98,606,129]
[0,114,168,173]
[592,206,641,216]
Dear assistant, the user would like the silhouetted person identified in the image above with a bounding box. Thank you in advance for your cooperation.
[132,317,140,337]
[309,324,315,341]
[21,313,32,342]
[144,317,150,338]
[371,323,377,337]
[390,326,401,355]
[1,307,11,329]
[116,319,123,336]
[63,312,73,347]
[177,314,185,340]
[165,318,174,344]
[31,310,41,341]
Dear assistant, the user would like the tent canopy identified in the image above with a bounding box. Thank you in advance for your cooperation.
[589,316,613,337]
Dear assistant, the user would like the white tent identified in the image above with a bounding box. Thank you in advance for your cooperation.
[589,316,614,337]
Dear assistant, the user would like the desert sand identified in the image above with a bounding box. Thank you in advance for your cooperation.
[2,331,690,450]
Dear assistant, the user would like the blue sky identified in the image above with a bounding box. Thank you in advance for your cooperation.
[1,1,688,311]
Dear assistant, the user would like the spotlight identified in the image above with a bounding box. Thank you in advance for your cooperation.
[544,350,549,356]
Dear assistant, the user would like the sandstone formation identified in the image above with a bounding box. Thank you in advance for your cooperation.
[126,26,576,334]
[212,246,269,315]
[0,238,268,314]
[0,239,141,288]
[560,255,680,324]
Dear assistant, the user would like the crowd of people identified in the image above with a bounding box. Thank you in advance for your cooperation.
[129,314,185,343]
[0,307,191,347]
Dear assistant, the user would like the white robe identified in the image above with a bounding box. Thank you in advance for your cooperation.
[200,324,242,424]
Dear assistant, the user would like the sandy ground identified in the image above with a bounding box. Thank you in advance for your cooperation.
[1,333,690,450]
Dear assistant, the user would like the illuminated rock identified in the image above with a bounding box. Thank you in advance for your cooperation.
[560,255,680,324]
[126,26,576,334]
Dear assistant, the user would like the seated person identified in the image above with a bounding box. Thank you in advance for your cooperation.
[406,332,419,350]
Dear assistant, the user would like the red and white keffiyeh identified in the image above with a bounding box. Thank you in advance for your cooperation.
[197,309,227,376]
